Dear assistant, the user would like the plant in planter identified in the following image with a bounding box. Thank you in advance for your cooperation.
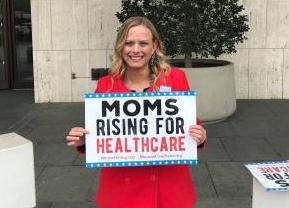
[116,0,250,122]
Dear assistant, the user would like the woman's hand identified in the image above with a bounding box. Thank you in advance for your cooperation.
[188,125,207,146]
[66,127,89,147]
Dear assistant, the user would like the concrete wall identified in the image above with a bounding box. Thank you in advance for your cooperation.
[31,0,121,102]
[222,0,289,99]
[31,0,289,102]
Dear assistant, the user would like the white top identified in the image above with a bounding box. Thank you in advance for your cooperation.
[0,132,31,152]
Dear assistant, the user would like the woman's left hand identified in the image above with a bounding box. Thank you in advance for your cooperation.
[189,125,207,146]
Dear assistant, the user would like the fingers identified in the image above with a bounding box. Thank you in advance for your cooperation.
[67,140,85,147]
[66,135,81,142]
[68,127,89,136]
[66,127,89,147]
[188,125,207,145]
[188,125,206,137]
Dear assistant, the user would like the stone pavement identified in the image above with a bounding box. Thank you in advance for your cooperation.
[1,89,289,208]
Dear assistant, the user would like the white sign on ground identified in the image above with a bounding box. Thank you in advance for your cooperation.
[85,91,197,168]
[245,160,289,191]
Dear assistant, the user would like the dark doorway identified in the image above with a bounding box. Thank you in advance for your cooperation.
[0,0,33,90]
[0,0,9,89]
[13,0,33,88]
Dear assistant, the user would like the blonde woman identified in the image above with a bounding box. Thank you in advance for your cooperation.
[66,16,206,208]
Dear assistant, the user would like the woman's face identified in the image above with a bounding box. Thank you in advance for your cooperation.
[122,25,156,72]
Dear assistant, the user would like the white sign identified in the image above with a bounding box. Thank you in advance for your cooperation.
[245,160,289,191]
[85,91,197,168]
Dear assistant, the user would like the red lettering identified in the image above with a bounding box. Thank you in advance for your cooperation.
[258,166,289,174]
[263,167,274,173]
[160,137,168,152]
[133,137,139,152]
[178,136,186,151]
[257,167,266,174]
[106,138,113,153]
[96,138,105,153]
[114,138,123,153]
[169,136,178,151]
[151,137,158,152]
[124,137,132,152]
[272,167,281,172]
[141,137,150,152]
[280,167,289,172]
[96,135,188,154]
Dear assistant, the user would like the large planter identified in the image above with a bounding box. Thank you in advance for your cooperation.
[171,59,236,123]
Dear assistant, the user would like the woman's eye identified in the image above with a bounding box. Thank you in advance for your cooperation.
[139,42,148,47]
[125,42,134,46]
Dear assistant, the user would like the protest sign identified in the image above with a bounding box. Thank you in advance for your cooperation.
[245,160,289,191]
[85,91,197,168]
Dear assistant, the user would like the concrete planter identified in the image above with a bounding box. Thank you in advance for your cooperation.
[172,59,236,123]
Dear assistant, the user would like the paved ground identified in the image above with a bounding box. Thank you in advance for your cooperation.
[1,89,289,208]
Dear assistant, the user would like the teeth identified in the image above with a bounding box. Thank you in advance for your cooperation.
[130,56,142,60]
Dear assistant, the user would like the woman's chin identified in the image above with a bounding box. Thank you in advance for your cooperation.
[126,64,148,70]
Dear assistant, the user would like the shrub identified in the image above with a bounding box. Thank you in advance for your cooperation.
[116,0,249,67]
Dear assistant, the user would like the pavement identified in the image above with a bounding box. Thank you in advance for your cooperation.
[1,89,289,208]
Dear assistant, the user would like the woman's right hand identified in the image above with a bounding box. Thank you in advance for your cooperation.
[66,127,89,147]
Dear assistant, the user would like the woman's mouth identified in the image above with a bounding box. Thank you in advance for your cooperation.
[129,56,143,61]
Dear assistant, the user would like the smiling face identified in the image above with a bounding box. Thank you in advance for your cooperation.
[122,25,156,72]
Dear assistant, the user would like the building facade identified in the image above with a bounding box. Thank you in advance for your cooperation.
[2,0,289,102]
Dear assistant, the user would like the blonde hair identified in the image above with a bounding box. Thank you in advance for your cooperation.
[110,16,170,89]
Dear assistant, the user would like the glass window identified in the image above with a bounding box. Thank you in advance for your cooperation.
[13,0,33,85]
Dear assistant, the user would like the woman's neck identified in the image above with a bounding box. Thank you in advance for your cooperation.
[124,68,151,92]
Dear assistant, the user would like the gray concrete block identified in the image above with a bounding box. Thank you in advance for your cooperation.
[0,133,36,208]
[221,136,280,161]
[0,122,12,133]
[30,103,84,126]
[87,171,99,202]
[26,124,72,144]
[50,202,95,208]
[230,118,270,137]
[205,121,236,138]
[252,177,289,208]
[36,166,97,202]
[34,143,78,166]
[265,136,289,159]
[35,166,45,179]
[191,163,217,199]
[73,154,86,166]
[267,117,289,138]
[36,202,53,208]
[266,100,289,117]
[196,199,251,208]
[198,138,231,162]
[208,162,252,198]
[235,100,275,119]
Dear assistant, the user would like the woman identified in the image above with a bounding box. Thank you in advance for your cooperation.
[66,16,206,208]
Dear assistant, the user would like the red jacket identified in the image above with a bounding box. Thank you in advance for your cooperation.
[92,67,201,208]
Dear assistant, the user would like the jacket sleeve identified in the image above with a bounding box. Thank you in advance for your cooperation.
[76,145,86,153]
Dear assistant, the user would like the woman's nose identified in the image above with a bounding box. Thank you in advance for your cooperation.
[132,44,140,52]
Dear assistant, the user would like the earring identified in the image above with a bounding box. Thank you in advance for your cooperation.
[150,52,158,67]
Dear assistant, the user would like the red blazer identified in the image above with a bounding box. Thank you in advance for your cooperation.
[93,67,201,208]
